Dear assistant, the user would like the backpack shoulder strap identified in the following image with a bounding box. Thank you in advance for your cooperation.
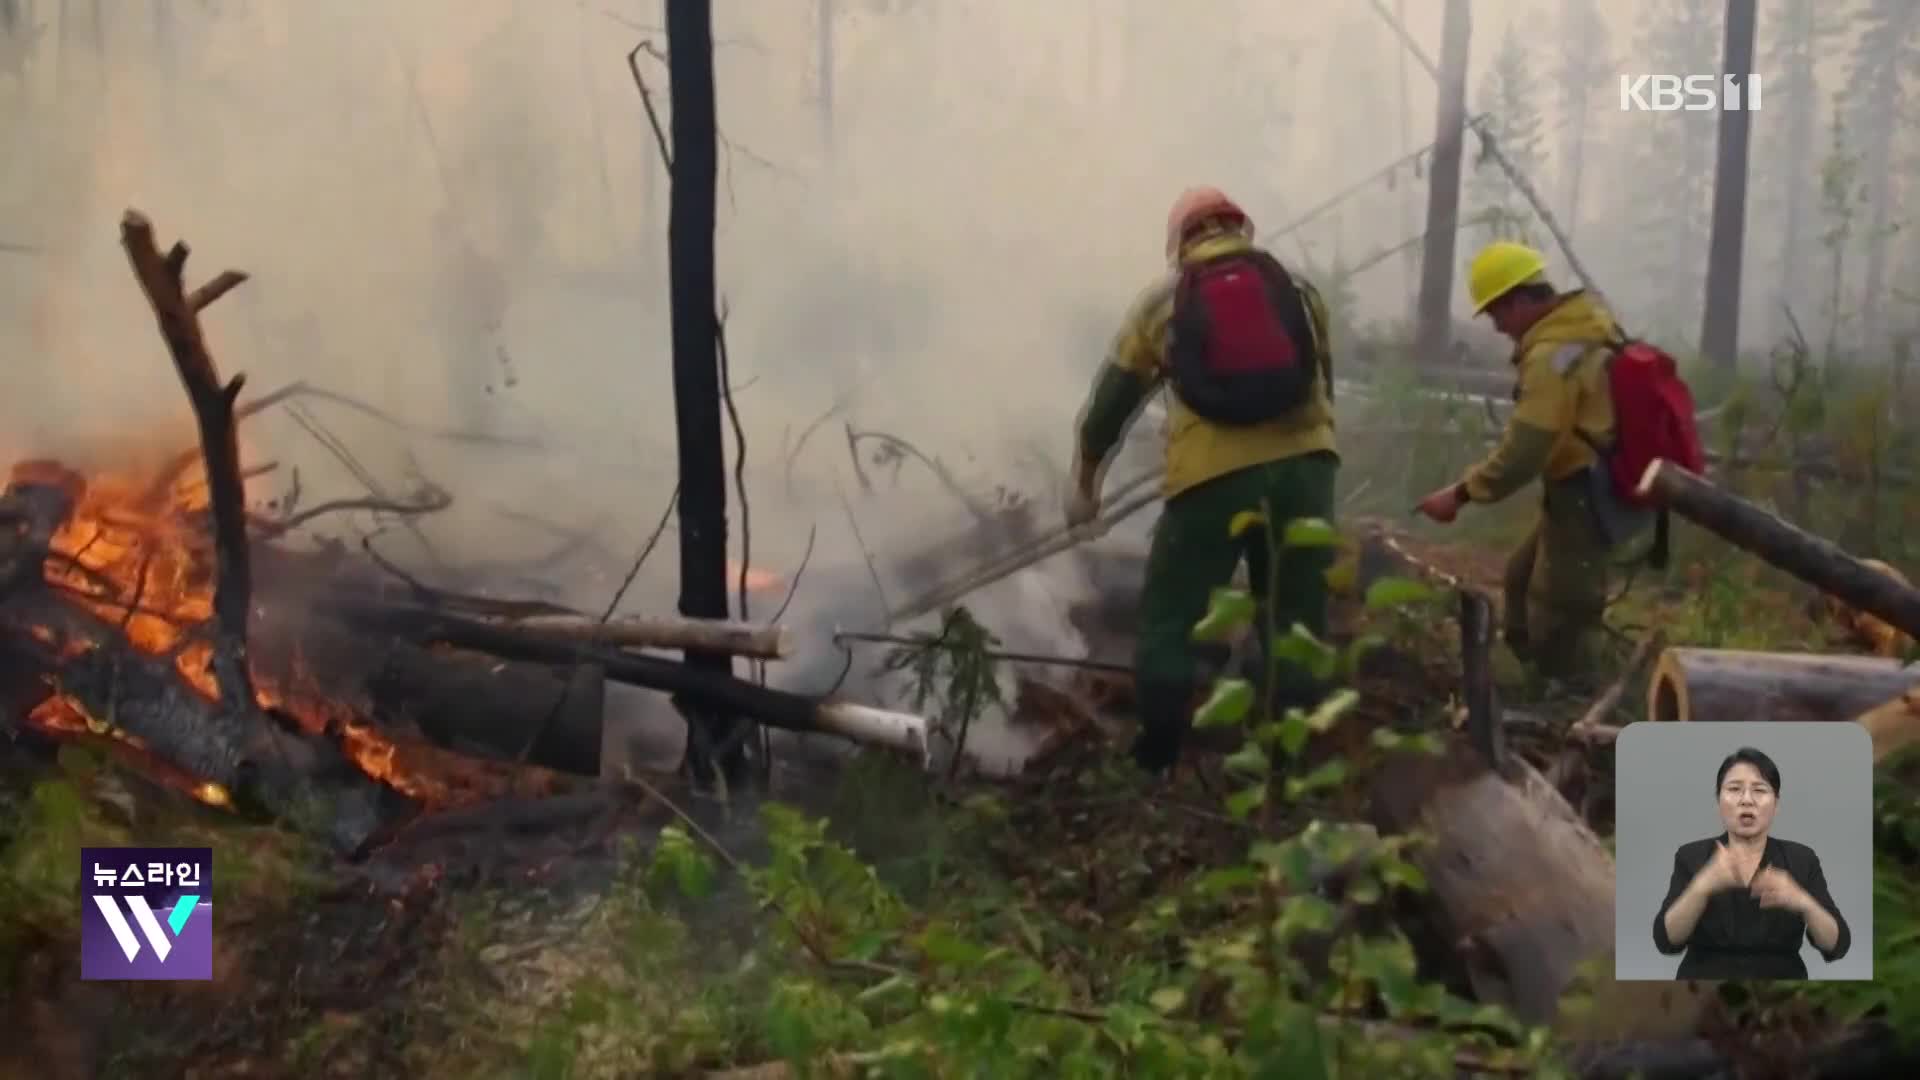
[1261,254,1333,400]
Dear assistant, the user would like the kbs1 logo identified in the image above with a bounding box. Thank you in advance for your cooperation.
[81,847,212,980]
[1619,74,1762,112]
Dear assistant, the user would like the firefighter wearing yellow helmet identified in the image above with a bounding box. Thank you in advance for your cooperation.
[1416,241,1626,685]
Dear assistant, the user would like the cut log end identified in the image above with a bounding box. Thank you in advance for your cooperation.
[1648,649,1688,724]
[1647,647,1920,727]
[813,702,931,765]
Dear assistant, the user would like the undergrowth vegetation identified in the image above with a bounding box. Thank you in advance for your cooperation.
[4,336,1918,1075]
[456,519,1577,1078]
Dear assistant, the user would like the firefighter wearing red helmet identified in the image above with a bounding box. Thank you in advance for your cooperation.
[1068,187,1340,775]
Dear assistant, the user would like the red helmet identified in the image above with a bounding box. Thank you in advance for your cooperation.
[1166,186,1250,259]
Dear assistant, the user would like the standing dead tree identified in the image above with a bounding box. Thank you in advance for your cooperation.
[109,208,400,853]
[120,210,256,709]
[665,0,751,787]
[1412,0,1471,364]
[1698,0,1759,372]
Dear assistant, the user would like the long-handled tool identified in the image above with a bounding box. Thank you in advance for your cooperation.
[888,468,1164,625]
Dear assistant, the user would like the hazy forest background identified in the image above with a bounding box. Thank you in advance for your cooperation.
[2,0,1914,568]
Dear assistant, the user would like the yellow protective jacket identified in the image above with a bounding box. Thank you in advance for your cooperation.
[1461,290,1621,504]
[1074,229,1337,499]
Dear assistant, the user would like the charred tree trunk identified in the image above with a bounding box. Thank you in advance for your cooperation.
[1413,0,1471,364]
[1648,648,1920,725]
[367,643,605,776]
[665,0,750,786]
[1697,0,1757,373]
[1637,460,1920,642]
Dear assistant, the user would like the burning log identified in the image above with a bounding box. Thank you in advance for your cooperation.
[1647,648,1920,726]
[320,599,930,761]
[502,612,791,660]
[0,213,421,852]
[1636,459,1920,643]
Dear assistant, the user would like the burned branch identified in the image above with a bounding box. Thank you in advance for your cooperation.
[143,379,537,508]
[250,485,453,538]
[119,209,257,710]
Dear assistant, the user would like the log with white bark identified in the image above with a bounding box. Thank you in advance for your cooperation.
[321,599,930,758]
[504,613,791,660]
[1854,689,1920,764]
[1647,648,1920,725]
[1636,459,1920,643]
[812,703,932,765]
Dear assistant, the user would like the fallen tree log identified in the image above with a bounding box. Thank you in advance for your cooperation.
[1647,648,1920,725]
[366,641,605,776]
[1636,459,1920,642]
[1853,689,1920,763]
[502,612,791,660]
[1369,744,1701,1034]
[321,599,930,761]
[0,578,400,853]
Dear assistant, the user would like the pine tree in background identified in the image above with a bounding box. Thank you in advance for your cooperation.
[1617,0,1722,339]
[1468,25,1547,247]
[1841,0,1918,350]
[1553,0,1611,244]
[1754,0,1842,344]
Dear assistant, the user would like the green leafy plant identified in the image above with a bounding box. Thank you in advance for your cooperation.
[605,516,1569,1077]
[884,605,1005,777]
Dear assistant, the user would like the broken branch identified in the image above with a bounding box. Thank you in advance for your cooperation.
[119,208,256,709]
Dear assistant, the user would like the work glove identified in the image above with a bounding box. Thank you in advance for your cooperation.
[1064,483,1100,531]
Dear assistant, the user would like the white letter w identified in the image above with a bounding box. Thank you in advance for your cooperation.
[94,894,174,962]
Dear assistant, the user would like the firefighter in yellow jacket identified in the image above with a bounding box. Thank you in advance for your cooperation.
[1068,187,1339,773]
[1416,241,1622,682]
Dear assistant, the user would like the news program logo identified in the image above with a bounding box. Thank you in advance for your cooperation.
[81,847,212,980]
[1620,74,1762,112]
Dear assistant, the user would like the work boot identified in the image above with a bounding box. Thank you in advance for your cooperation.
[1130,681,1194,775]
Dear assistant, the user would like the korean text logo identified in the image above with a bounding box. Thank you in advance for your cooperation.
[82,846,212,980]
[1619,74,1762,112]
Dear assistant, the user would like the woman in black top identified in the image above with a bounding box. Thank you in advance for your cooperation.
[1652,746,1850,979]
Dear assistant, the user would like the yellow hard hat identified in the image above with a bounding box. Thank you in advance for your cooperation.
[1466,241,1548,314]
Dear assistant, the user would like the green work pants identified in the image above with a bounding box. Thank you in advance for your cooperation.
[1502,473,1611,683]
[1132,451,1339,771]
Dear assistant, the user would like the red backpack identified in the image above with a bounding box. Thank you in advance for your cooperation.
[1597,338,1707,505]
[1166,249,1326,426]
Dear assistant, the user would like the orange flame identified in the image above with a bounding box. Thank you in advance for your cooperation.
[725,557,783,594]
[16,459,462,808]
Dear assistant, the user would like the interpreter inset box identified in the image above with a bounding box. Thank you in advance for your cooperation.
[1614,722,1872,981]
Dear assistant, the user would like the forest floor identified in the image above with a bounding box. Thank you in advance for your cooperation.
[0,516,1907,1079]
